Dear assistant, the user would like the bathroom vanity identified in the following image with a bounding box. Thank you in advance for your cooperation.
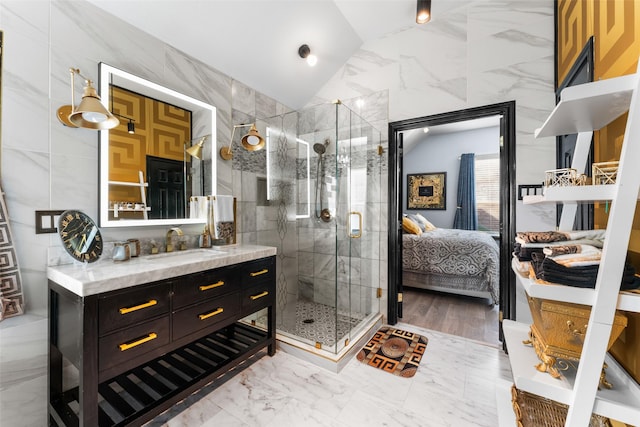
[47,245,277,426]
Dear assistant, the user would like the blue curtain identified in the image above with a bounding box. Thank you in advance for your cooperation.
[453,153,477,230]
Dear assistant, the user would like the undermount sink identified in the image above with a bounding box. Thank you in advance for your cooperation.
[141,248,226,261]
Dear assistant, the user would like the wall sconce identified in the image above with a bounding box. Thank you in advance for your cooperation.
[186,135,210,160]
[219,123,265,161]
[56,67,119,130]
[416,0,432,24]
[298,44,318,67]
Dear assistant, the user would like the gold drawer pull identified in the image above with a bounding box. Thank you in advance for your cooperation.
[119,299,158,315]
[199,307,224,320]
[199,281,225,291]
[119,333,157,351]
[250,269,269,277]
[250,291,269,300]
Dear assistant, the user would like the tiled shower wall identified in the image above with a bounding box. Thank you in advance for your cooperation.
[231,97,388,327]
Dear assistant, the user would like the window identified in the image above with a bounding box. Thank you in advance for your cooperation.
[475,154,500,233]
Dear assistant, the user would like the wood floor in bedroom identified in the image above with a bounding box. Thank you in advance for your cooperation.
[401,286,501,346]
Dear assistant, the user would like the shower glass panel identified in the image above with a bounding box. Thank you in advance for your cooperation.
[254,101,381,355]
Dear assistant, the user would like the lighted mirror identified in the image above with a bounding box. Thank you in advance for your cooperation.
[98,63,217,227]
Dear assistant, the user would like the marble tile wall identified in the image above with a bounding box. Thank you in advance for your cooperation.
[311,1,557,321]
[1,0,556,327]
[0,0,291,317]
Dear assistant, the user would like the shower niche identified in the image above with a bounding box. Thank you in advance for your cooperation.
[249,101,384,360]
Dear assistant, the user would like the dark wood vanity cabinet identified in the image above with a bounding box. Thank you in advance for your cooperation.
[48,256,276,427]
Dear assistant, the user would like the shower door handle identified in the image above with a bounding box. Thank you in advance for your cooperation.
[348,211,362,238]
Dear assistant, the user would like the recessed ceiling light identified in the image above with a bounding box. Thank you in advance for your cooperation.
[298,44,317,67]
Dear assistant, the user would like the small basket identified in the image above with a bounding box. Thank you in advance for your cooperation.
[511,385,611,427]
[544,168,586,187]
[592,161,619,185]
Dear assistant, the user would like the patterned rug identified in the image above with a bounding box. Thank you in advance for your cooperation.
[357,326,428,378]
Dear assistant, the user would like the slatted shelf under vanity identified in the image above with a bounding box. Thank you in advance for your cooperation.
[49,323,269,427]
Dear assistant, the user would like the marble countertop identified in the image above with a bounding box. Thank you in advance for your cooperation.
[47,244,277,297]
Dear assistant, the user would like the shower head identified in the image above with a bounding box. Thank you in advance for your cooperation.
[313,139,331,155]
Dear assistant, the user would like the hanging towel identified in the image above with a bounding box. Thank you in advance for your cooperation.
[212,195,235,241]
[213,195,234,222]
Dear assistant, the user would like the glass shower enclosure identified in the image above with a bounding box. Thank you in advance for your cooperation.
[253,101,383,355]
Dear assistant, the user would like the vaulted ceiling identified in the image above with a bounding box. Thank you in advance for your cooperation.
[88,0,431,109]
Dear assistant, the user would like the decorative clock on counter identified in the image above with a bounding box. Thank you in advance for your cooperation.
[58,210,103,263]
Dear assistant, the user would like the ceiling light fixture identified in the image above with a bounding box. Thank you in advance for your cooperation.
[111,112,136,134]
[127,120,135,134]
[57,67,119,130]
[220,123,265,161]
[298,44,318,67]
[416,0,432,24]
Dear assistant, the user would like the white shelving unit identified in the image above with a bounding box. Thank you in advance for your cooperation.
[108,170,150,220]
[504,63,640,426]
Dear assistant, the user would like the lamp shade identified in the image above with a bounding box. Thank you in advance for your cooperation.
[186,137,206,160]
[69,81,119,130]
[241,124,265,151]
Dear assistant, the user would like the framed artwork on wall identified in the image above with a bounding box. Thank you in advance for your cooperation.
[407,172,446,210]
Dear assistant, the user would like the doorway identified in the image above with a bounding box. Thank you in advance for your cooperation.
[146,156,187,219]
[387,102,517,345]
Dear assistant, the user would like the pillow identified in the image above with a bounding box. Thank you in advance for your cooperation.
[407,214,427,232]
[415,213,436,231]
[402,216,422,235]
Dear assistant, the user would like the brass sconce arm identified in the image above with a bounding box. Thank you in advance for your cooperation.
[57,67,120,130]
[219,123,265,160]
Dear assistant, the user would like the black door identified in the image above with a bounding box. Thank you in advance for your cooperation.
[556,37,594,230]
[146,156,186,219]
[387,102,517,338]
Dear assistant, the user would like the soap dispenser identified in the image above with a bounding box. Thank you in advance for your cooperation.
[199,225,212,248]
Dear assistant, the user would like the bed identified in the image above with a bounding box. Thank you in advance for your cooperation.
[402,228,500,304]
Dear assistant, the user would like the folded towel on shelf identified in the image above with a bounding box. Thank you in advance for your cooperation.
[513,239,605,261]
[543,244,602,267]
[515,229,606,245]
[529,252,639,290]
[516,231,568,244]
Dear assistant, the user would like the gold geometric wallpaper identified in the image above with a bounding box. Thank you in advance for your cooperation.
[556,0,640,251]
[109,86,191,203]
[557,1,640,400]
[557,0,593,86]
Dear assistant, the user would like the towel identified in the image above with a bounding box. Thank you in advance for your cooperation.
[515,229,606,245]
[213,195,234,222]
[543,244,602,267]
[212,195,235,240]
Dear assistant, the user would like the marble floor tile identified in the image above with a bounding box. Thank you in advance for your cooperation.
[0,316,513,427]
[0,316,48,427]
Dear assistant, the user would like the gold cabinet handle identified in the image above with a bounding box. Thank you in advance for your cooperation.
[119,332,157,351]
[250,291,269,300]
[198,307,224,320]
[199,281,224,291]
[119,299,158,315]
[250,269,269,277]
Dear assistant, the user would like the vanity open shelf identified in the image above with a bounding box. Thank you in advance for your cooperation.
[50,323,268,427]
[48,246,277,427]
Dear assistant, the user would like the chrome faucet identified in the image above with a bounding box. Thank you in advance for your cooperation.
[166,227,184,252]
